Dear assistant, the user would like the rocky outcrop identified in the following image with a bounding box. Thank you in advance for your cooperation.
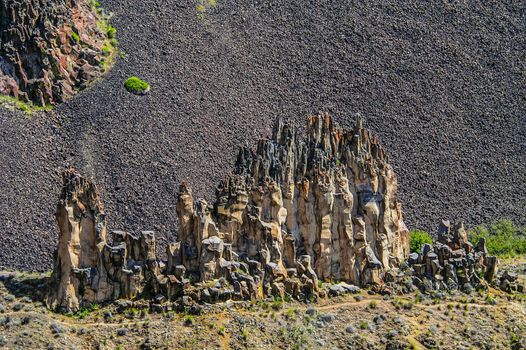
[46,169,163,311]
[179,114,410,288]
[384,220,500,294]
[46,114,410,311]
[0,0,113,106]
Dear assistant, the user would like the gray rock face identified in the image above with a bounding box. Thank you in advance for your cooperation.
[46,114,411,311]
[386,220,500,294]
[0,0,111,105]
[179,113,410,287]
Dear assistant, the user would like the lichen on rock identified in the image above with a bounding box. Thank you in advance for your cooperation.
[0,0,116,107]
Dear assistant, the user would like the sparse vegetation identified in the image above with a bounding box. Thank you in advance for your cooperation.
[106,25,117,39]
[76,303,99,319]
[0,95,53,114]
[409,230,433,253]
[90,0,118,71]
[71,31,80,43]
[183,314,195,325]
[271,297,283,310]
[242,327,249,341]
[469,219,526,257]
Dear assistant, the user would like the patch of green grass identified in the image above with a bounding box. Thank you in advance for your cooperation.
[90,1,118,72]
[196,0,217,20]
[369,300,378,309]
[242,327,249,341]
[0,95,53,114]
[183,314,195,325]
[271,297,283,310]
[107,26,117,39]
[285,308,297,320]
[409,230,433,253]
[469,219,526,257]
[124,76,150,94]
[71,31,80,43]
[76,303,99,319]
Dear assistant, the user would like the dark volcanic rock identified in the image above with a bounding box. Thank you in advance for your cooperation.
[0,0,524,271]
[0,0,111,105]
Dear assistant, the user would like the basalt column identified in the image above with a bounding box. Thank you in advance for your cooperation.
[179,114,410,287]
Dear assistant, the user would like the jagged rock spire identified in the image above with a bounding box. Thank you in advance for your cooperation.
[47,114,411,310]
[182,113,410,285]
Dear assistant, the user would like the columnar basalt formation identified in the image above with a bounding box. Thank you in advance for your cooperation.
[179,114,410,288]
[385,220,500,294]
[46,169,163,312]
[0,0,111,106]
[46,115,412,311]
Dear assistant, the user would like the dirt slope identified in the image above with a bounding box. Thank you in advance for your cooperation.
[0,0,524,270]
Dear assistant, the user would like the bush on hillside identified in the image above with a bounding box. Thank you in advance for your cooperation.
[409,230,433,253]
[469,219,526,257]
[124,77,150,95]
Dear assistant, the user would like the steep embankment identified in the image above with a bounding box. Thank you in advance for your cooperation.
[0,0,524,270]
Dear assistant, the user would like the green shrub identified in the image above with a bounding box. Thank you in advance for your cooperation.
[107,26,117,39]
[242,327,249,341]
[469,219,526,257]
[183,314,195,325]
[271,297,283,310]
[76,303,99,319]
[409,230,433,253]
[124,77,150,94]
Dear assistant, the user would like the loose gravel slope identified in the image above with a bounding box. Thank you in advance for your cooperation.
[0,0,524,270]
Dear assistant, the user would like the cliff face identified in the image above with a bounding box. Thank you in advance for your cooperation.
[46,168,107,311]
[181,114,410,286]
[0,0,110,106]
[47,114,411,311]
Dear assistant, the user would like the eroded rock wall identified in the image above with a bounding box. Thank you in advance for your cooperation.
[0,0,109,105]
[46,169,162,312]
[46,114,413,311]
[182,113,410,286]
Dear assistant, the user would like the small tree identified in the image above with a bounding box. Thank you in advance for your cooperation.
[410,230,433,253]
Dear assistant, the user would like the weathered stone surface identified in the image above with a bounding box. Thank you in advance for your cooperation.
[45,168,107,311]
[45,169,160,312]
[0,0,111,106]
[46,115,410,310]
[386,220,500,294]
[198,113,410,286]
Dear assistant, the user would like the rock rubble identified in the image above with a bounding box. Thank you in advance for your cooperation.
[384,220,500,295]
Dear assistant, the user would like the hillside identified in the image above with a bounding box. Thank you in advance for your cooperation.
[0,0,524,271]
